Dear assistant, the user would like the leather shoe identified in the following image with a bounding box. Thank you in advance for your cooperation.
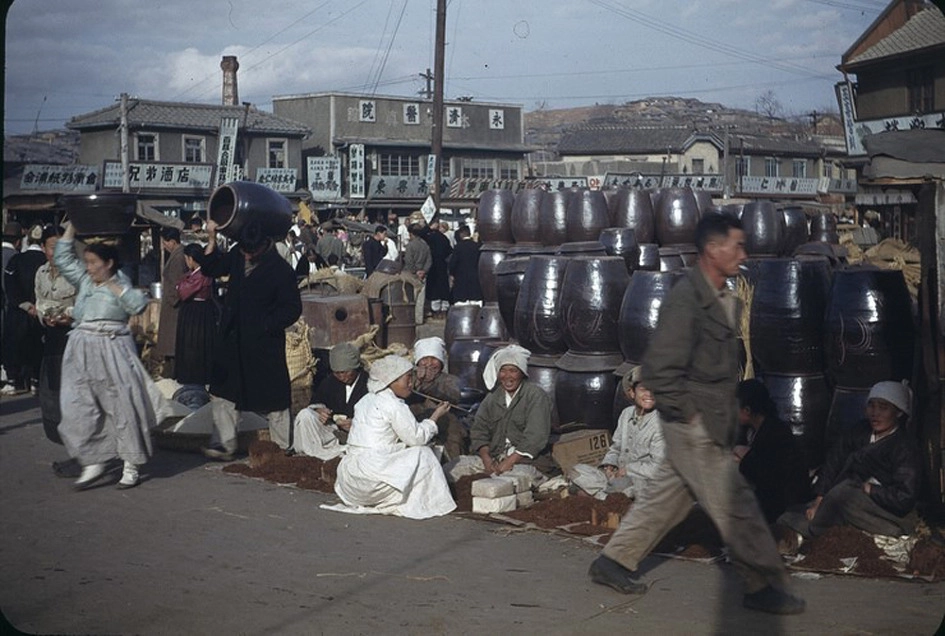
[588,555,647,595]
[743,585,806,615]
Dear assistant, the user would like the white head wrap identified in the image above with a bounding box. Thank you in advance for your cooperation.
[414,336,446,365]
[867,380,912,417]
[367,354,414,393]
[482,344,531,391]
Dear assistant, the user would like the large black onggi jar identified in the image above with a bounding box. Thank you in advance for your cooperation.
[473,303,509,341]
[654,187,700,246]
[610,188,656,244]
[741,200,785,257]
[539,188,571,246]
[617,270,684,365]
[444,304,479,350]
[511,189,544,245]
[477,243,508,303]
[495,257,530,340]
[513,255,569,355]
[63,193,139,236]
[555,353,620,431]
[476,189,515,245]
[448,337,502,392]
[208,181,293,240]
[824,267,915,388]
[565,189,610,242]
[759,372,831,469]
[598,227,639,273]
[745,257,832,375]
[560,256,630,354]
[782,206,809,256]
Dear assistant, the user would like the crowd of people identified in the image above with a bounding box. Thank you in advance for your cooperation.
[0,211,928,617]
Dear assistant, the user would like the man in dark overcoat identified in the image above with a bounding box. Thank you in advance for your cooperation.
[197,219,302,459]
[155,227,187,378]
[423,220,452,317]
[447,225,482,303]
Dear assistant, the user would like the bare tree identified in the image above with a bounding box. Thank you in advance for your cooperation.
[755,90,784,120]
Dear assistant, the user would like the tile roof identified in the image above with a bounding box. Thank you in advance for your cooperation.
[734,135,831,157]
[847,6,945,66]
[557,126,722,155]
[67,99,310,136]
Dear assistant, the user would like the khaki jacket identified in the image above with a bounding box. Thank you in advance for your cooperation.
[642,267,741,447]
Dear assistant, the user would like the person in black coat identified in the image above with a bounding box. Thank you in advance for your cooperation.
[361,225,390,277]
[447,225,482,303]
[734,380,812,525]
[779,380,921,539]
[197,219,302,460]
[424,220,453,317]
[3,224,47,393]
[308,342,368,442]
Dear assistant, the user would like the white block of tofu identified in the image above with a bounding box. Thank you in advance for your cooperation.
[516,491,534,507]
[473,494,517,514]
[495,473,530,493]
[470,477,515,498]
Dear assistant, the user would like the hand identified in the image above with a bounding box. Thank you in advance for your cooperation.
[478,449,495,474]
[430,401,450,422]
[805,496,823,521]
[602,465,618,479]
[417,270,426,280]
[862,482,872,495]
[206,219,218,234]
[62,222,76,240]
[335,417,351,432]
[733,445,750,461]
[315,407,332,425]
[27,305,38,318]
[494,454,520,475]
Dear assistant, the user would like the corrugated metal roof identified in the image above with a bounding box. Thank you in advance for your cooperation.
[847,6,945,65]
[67,99,310,136]
[557,126,722,155]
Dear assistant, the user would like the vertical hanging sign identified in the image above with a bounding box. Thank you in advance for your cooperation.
[349,143,366,199]
[216,116,240,186]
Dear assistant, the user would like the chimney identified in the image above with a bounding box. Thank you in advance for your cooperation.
[221,56,240,106]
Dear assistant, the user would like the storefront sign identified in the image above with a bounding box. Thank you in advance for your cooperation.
[308,157,342,200]
[20,164,98,191]
[349,144,366,199]
[603,173,724,192]
[256,168,297,192]
[835,82,864,157]
[855,188,917,205]
[369,175,430,199]
[103,161,214,190]
[216,117,240,186]
[740,176,820,195]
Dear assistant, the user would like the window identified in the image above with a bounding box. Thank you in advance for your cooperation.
[691,158,704,174]
[136,133,158,161]
[268,139,287,168]
[792,160,807,178]
[907,66,933,114]
[498,160,519,180]
[379,153,420,176]
[735,156,750,178]
[824,162,834,179]
[183,136,205,163]
[462,158,494,179]
[764,157,779,178]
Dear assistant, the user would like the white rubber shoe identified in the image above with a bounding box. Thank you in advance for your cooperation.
[74,463,107,490]
[117,462,140,490]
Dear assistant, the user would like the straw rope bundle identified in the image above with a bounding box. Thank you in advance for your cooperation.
[285,319,318,416]
[736,275,755,381]
[863,239,921,301]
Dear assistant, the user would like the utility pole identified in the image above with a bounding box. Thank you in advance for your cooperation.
[809,110,818,135]
[431,0,446,214]
[119,92,130,193]
[418,68,434,100]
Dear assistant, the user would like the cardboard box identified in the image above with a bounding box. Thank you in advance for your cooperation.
[552,430,611,473]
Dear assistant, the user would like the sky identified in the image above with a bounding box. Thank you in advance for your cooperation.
[3,0,887,136]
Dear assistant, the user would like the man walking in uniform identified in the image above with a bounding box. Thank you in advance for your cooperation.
[588,214,805,616]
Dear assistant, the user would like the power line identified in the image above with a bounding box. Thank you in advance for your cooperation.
[587,0,845,80]
[370,0,410,96]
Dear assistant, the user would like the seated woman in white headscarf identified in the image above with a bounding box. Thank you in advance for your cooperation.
[778,380,921,542]
[406,336,467,460]
[332,354,456,519]
[468,344,553,475]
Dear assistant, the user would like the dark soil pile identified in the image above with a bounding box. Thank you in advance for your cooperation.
[221,441,339,493]
[797,526,898,577]
[908,537,945,580]
[451,473,492,512]
[504,492,632,529]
